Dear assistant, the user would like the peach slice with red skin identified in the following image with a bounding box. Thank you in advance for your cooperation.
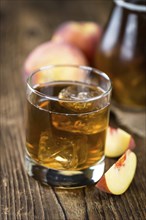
[105,127,135,158]
[96,150,137,195]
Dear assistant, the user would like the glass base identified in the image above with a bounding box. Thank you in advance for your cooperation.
[25,155,105,189]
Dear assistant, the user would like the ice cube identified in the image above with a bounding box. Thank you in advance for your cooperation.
[38,131,88,169]
[75,135,88,167]
[52,105,109,135]
[59,85,99,100]
[56,134,88,168]
[58,85,101,113]
[38,131,60,162]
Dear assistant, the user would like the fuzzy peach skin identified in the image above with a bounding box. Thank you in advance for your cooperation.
[52,21,102,63]
[96,149,137,195]
[105,127,136,158]
[23,41,88,81]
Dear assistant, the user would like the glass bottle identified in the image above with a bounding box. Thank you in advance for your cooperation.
[95,0,146,110]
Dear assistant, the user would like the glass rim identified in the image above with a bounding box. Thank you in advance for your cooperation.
[114,0,146,12]
[26,64,112,103]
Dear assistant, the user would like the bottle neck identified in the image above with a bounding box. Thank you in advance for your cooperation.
[114,0,146,12]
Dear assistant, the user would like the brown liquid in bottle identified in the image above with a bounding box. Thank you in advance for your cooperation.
[95,0,146,109]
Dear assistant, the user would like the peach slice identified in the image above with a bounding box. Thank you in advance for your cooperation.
[96,150,137,195]
[105,127,135,158]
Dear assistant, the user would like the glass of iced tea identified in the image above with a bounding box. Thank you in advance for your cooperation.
[25,65,112,188]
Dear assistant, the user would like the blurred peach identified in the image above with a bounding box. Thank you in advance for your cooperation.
[23,41,88,82]
[52,21,102,64]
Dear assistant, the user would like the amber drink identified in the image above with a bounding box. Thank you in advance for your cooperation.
[95,0,146,110]
[25,65,112,188]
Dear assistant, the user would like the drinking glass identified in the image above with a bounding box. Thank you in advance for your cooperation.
[25,65,112,188]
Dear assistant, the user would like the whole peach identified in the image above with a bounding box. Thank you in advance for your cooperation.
[52,21,102,64]
[23,41,88,81]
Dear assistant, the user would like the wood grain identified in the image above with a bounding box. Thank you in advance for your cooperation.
[0,0,146,219]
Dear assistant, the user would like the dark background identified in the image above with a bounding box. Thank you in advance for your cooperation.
[1,0,113,77]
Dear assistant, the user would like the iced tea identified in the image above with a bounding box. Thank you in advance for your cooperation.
[25,65,111,188]
[26,82,109,171]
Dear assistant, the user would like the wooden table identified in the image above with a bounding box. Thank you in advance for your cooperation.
[1,0,146,219]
